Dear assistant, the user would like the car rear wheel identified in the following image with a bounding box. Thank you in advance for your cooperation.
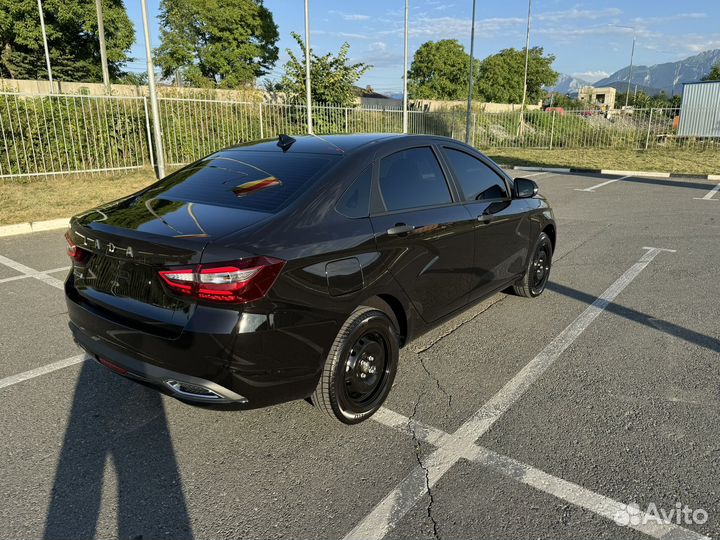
[513,232,552,298]
[311,307,399,424]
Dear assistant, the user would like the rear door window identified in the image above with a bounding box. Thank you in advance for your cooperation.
[442,148,509,201]
[378,147,452,212]
[147,151,338,213]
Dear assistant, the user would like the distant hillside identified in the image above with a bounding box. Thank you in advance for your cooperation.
[597,80,663,97]
[545,74,591,95]
[595,49,720,95]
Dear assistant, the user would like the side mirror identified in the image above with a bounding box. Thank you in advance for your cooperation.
[514,178,539,199]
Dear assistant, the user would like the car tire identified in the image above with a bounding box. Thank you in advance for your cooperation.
[311,306,399,424]
[512,232,552,298]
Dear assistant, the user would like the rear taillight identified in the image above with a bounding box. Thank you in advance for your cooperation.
[158,257,285,304]
[65,231,88,263]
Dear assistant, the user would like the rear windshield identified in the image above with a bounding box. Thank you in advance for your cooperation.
[148,151,338,213]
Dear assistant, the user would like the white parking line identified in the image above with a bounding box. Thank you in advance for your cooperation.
[0,265,70,285]
[0,354,86,390]
[575,175,631,193]
[517,172,548,178]
[470,446,709,540]
[376,411,707,540]
[693,182,720,201]
[372,407,452,447]
[344,246,675,540]
[0,255,65,290]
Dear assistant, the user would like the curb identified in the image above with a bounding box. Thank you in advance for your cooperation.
[0,217,69,238]
[512,166,719,181]
[510,166,571,173]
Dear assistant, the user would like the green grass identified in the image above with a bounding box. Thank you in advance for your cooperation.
[0,168,160,225]
[485,148,720,176]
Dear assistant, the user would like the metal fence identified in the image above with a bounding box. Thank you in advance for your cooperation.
[0,92,150,179]
[472,107,719,151]
[0,91,718,179]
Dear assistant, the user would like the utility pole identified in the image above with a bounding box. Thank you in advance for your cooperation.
[304,0,313,134]
[402,0,409,134]
[465,0,476,143]
[95,0,111,93]
[609,24,635,108]
[140,0,165,178]
[37,0,54,93]
[518,0,532,137]
[626,34,636,107]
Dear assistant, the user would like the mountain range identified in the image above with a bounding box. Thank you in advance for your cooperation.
[548,49,720,96]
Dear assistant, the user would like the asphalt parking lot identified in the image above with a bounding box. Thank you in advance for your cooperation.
[1,170,719,540]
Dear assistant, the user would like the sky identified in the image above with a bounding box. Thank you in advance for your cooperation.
[122,0,720,95]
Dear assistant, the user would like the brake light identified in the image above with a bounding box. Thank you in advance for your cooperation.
[158,257,285,304]
[65,231,88,263]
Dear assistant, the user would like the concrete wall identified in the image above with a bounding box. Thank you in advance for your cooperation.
[0,78,264,102]
[0,78,542,113]
[410,99,542,112]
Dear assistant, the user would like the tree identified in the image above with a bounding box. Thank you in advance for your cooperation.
[702,62,720,81]
[117,71,148,86]
[407,40,474,100]
[274,32,371,106]
[0,0,134,81]
[544,92,581,110]
[155,0,279,89]
[475,47,558,104]
[616,90,682,109]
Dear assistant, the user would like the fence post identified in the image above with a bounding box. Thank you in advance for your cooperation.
[345,108,349,133]
[645,108,654,150]
[259,102,264,139]
[471,113,476,147]
[142,97,155,170]
[549,110,556,150]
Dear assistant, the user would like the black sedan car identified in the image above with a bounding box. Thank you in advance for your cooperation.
[65,134,555,424]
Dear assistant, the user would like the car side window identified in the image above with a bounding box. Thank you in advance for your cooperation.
[336,166,372,218]
[378,147,452,212]
[443,148,509,201]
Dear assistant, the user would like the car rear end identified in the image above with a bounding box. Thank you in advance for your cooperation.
[65,147,340,406]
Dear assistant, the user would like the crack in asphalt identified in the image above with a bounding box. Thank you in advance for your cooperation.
[412,296,506,354]
[408,391,441,540]
[553,223,611,264]
[418,353,452,410]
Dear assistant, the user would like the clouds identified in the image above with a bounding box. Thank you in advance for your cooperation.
[328,10,371,22]
[572,71,610,83]
[535,7,623,22]
[313,30,370,41]
[631,12,707,26]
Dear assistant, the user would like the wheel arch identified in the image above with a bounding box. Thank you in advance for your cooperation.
[542,223,556,252]
[360,294,408,347]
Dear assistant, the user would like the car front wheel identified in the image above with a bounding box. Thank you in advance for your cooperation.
[311,306,399,424]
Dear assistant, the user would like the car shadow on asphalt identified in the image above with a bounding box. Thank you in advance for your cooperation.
[547,282,720,353]
[43,361,194,540]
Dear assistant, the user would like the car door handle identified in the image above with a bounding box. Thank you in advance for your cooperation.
[387,224,415,236]
[477,213,493,223]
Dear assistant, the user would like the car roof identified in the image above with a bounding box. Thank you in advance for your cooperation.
[221,133,445,155]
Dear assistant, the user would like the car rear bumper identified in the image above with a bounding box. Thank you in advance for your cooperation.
[71,324,249,404]
[65,276,339,408]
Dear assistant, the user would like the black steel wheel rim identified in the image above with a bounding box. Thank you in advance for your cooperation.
[531,242,550,293]
[343,331,389,407]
